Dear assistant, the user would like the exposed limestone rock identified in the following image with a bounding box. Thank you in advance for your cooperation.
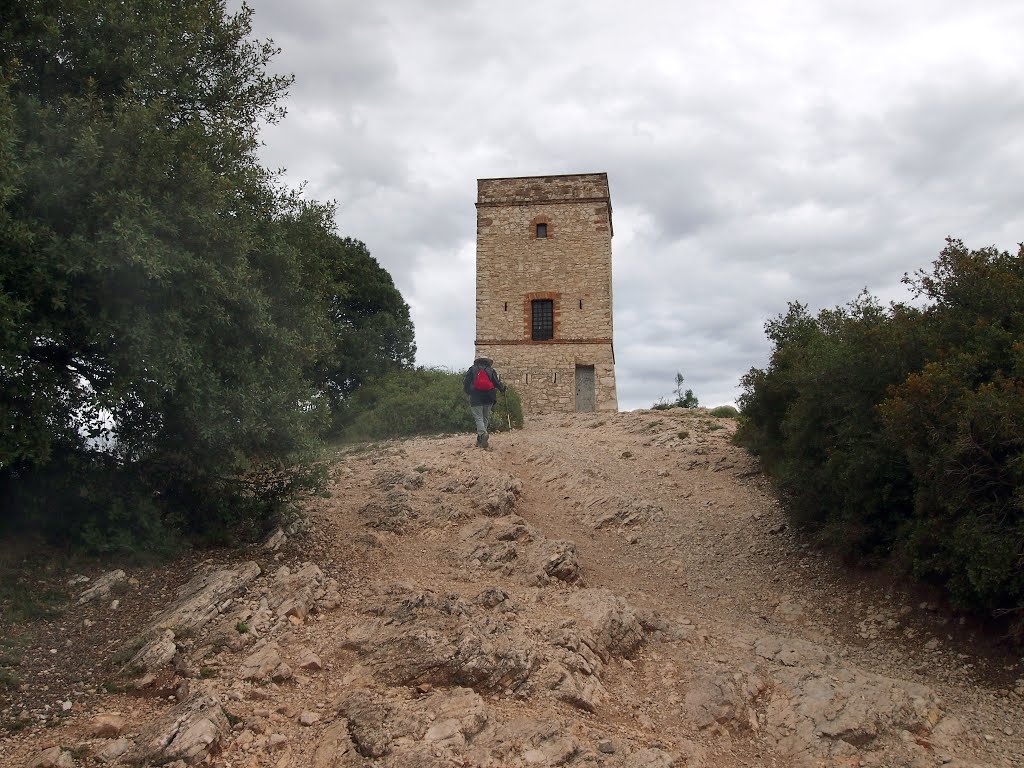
[753,633,947,766]
[312,720,361,768]
[481,490,517,517]
[683,671,740,729]
[267,562,326,621]
[474,587,515,611]
[94,738,131,763]
[538,660,606,713]
[399,687,488,746]
[129,694,229,765]
[542,625,608,712]
[263,528,287,551]
[462,514,585,586]
[29,747,74,768]
[354,619,533,693]
[203,613,257,654]
[146,561,262,635]
[311,688,491,766]
[374,467,408,490]
[239,642,293,682]
[77,570,126,605]
[320,580,344,611]
[359,490,417,532]
[296,647,323,670]
[461,515,535,569]
[468,539,520,571]
[754,634,830,668]
[336,688,392,758]
[570,589,646,660]
[89,712,127,738]
[342,591,535,694]
[931,714,967,750]
[122,628,176,674]
[482,719,580,766]
[478,473,523,518]
[532,539,582,583]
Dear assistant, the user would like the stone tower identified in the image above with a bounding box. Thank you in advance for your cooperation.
[475,172,618,414]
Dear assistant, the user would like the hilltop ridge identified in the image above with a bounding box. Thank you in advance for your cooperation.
[4,410,1023,767]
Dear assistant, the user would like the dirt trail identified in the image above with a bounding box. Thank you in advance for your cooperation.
[3,409,1023,767]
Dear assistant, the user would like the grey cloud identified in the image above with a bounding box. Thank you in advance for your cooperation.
[234,0,1024,411]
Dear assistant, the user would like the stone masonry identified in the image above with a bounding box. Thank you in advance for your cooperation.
[475,173,618,413]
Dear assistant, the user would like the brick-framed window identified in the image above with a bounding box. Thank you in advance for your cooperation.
[524,291,559,340]
[530,214,552,239]
[531,300,554,340]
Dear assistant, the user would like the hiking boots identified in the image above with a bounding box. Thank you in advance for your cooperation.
[481,433,489,449]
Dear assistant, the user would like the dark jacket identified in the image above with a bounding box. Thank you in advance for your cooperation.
[464,357,506,406]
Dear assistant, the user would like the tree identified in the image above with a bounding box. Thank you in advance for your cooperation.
[652,372,699,409]
[316,237,415,409]
[0,0,340,546]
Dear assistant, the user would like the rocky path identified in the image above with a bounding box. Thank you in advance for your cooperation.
[4,409,1023,767]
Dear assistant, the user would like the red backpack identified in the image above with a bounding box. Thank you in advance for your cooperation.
[473,367,495,391]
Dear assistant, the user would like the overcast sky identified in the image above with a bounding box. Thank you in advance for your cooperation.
[235,0,1024,410]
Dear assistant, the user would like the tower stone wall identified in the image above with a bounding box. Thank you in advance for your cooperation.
[475,173,618,414]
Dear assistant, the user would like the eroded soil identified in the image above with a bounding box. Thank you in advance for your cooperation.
[2,409,1023,767]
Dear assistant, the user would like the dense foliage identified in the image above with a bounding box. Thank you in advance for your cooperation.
[0,1,414,550]
[315,237,415,414]
[737,239,1024,629]
[336,368,523,442]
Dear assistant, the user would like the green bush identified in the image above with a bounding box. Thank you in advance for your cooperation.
[709,405,740,418]
[490,387,524,433]
[0,1,386,553]
[737,239,1024,632]
[335,368,523,441]
[652,372,699,409]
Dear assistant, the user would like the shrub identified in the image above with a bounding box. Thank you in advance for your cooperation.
[335,368,523,441]
[490,387,524,433]
[737,239,1024,633]
[653,373,699,409]
[737,295,925,554]
[710,405,739,418]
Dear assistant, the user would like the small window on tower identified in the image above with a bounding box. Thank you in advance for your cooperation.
[536,223,548,239]
[531,299,554,341]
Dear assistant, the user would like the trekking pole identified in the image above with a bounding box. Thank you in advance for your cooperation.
[504,391,512,431]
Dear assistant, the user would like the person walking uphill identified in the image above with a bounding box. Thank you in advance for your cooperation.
[464,357,506,449]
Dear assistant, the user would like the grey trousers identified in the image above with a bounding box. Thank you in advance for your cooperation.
[470,404,492,435]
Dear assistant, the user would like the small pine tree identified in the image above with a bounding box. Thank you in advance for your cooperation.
[653,372,699,409]
[672,373,699,408]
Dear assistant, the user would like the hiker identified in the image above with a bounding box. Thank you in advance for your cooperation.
[463,356,506,449]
